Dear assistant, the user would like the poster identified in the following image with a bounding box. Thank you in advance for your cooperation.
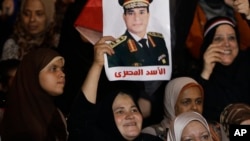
[103,0,172,81]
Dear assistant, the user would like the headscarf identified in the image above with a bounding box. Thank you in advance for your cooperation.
[20,0,55,24]
[162,77,203,128]
[12,0,57,59]
[96,89,143,141]
[2,48,67,141]
[167,111,211,141]
[220,103,250,137]
[199,16,250,121]
[200,16,238,58]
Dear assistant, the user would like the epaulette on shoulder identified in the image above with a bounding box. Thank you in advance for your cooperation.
[110,35,127,48]
[148,32,163,38]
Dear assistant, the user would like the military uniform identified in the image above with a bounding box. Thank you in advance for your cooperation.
[108,30,169,67]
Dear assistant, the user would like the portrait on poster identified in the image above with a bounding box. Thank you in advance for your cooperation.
[103,0,172,81]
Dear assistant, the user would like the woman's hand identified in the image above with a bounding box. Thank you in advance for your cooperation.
[93,36,115,68]
[225,0,250,19]
[201,43,224,80]
[82,36,115,104]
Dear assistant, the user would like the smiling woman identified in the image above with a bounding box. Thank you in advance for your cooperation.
[194,16,250,122]
[112,92,143,140]
[97,89,144,140]
[67,36,162,141]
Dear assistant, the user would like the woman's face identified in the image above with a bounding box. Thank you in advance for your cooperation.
[175,86,203,116]
[212,24,239,66]
[21,0,47,36]
[39,57,65,96]
[112,93,143,140]
[181,121,212,141]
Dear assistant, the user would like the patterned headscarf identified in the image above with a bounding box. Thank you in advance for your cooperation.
[162,77,204,128]
[12,0,57,60]
[220,103,250,137]
[20,0,55,24]
[167,111,211,141]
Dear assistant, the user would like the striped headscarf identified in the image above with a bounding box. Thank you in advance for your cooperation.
[220,103,250,137]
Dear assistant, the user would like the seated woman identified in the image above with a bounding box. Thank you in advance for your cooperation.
[142,77,204,140]
[220,103,250,140]
[194,16,250,122]
[67,36,162,141]
[167,111,213,141]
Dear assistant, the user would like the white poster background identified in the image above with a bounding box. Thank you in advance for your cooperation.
[103,0,172,81]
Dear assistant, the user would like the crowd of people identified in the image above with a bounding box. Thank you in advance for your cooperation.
[0,0,250,141]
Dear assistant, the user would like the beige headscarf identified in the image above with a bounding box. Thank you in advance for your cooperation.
[162,77,204,129]
[12,0,57,60]
[167,111,211,141]
[21,0,55,24]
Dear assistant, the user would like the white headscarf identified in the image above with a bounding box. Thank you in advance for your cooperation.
[167,111,211,141]
[162,77,203,128]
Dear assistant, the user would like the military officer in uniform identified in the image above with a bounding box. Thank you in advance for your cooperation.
[107,0,169,67]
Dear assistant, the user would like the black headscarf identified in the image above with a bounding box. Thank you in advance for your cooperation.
[2,48,67,141]
[96,89,142,141]
[199,16,250,121]
[200,16,239,57]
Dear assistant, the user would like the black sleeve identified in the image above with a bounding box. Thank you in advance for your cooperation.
[67,91,98,141]
[195,74,209,88]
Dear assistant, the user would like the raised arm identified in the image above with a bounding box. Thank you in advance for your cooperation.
[225,0,250,20]
[81,36,115,104]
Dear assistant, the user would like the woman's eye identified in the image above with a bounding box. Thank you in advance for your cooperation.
[49,66,57,72]
[196,99,203,105]
[228,35,236,41]
[139,10,146,14]
[23,11,30,17]
[127,12,133,15]
[115,110,124,114]
[201,134,210,141]
[131,108,139,113]
[181,100,190,105]
[213,36,222,42]
[36,11,44,17]
[183,138,193,141]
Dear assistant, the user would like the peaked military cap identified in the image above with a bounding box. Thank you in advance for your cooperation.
[118,0,153,9]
